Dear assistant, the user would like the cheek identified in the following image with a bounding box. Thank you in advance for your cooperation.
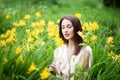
[70,28,74,35]
[61,29,64,34]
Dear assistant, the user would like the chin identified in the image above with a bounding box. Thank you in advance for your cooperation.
[65,38,69,40]
[64,37,71,40]
[64,36,74,40]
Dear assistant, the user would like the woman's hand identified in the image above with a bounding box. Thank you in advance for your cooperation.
[49,61,60,75]
[49,62,57,71]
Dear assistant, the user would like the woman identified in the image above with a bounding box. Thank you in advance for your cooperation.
[49,15,92,80]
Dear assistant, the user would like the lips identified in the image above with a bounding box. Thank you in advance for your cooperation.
[64,34,69,37]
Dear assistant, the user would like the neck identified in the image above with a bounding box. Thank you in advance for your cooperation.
[68,39,74,49]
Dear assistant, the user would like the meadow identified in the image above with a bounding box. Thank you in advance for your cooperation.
[0,0,120,80]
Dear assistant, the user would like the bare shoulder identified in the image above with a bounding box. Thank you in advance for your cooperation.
[81,45,92,57]
[82,45,92,52]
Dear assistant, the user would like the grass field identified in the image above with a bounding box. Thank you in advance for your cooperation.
[0,0,120,80]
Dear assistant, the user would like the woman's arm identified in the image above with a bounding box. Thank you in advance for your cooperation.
[79,51,90,71]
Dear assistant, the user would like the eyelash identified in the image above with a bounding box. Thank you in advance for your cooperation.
[62,27,65,29]
[68,25,72,28]
[62,25,72,29]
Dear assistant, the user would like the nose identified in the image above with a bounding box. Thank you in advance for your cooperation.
[63,27,68,33]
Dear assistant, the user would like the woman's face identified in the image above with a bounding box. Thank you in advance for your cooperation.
[61,19,74,40]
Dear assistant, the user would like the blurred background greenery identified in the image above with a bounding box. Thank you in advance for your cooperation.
[0,0,120,52]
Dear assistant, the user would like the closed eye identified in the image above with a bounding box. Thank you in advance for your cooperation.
[61,25,65,29]
[67,24,72,28]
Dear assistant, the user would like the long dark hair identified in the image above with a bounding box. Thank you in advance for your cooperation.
[59,15,83,55]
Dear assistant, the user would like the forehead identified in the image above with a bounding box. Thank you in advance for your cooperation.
[61,19,72,25]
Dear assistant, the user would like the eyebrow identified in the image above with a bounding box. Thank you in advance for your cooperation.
[61,23,72,26]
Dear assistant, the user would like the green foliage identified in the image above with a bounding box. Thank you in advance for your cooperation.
[74,64,87,80]
[103,0,120,7]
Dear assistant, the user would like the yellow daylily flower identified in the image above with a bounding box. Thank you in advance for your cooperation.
[6,14,11,19]
[24,14,30,20]
[28,62,37,73]
[19,20,26,26]
[91,22,99,31]
[15,46,22,54]
[107,36,113,44]
[35,11,42,17]
[91,35,98,41]
[74,13,81,18]
[40,68,50,79]
[77,31,84,39]
[16,54,24,63]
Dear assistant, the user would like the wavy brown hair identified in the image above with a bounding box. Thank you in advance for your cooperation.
[59,15,83,55]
